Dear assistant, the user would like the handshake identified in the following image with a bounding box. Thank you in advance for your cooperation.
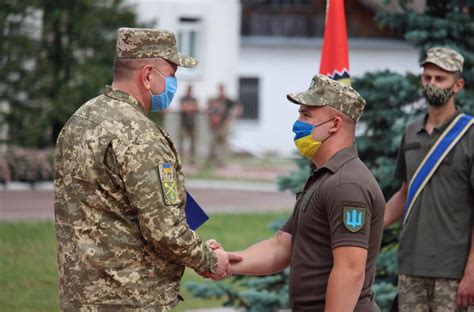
[202,239,243,281]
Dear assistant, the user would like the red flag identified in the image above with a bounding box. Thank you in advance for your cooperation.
[319,0,351,85]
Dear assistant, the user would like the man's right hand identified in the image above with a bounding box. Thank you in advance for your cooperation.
[205,232,292,277]
[200,239,243,280]
[213,248,231,280]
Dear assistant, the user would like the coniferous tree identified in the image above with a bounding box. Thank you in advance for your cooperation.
[1,0,144,147]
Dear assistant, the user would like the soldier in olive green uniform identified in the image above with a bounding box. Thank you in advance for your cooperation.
[385,47,474,311]
[54,28,236,311]
[212,75,385,311]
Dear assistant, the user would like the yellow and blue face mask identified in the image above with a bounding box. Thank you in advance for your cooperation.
[292,120,321,158]
[292,119,334,158]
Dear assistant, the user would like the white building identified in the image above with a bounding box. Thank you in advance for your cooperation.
[127,0,420,157]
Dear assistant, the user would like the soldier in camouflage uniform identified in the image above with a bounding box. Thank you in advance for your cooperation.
[206,84,243,167]
[54,28,239,311]
[384,47,474,311]
[209,75,385,311]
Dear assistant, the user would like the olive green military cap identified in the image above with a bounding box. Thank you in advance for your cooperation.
[421,47,463,72]
[287,74,366,122]
[115,27,197,68]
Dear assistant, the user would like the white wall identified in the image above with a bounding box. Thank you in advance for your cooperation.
[233,37,420,156]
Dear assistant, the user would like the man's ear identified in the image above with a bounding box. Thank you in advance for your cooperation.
[140,65,154,90]
[452,78,464,94]
[329,116,343,134]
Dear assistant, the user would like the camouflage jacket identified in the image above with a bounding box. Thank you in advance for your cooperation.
[54,86,217,311]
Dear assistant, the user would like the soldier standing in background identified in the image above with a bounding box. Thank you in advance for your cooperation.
[384,47,474,311]
[54,28,240,311]
[179,85,199,164]
[206,83,242,167]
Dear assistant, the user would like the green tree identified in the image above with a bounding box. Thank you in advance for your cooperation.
[1,0,144,147]
[354,71,421,197]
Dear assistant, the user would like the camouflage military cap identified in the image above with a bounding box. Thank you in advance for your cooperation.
[421,47,464,72]
[115,27,197,68]
[287,74,366,122]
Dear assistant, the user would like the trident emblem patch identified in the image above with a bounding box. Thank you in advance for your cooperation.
[343,207,366,233]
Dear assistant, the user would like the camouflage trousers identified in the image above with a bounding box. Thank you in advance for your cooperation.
[208,123,229,167]
[398,274,474,312]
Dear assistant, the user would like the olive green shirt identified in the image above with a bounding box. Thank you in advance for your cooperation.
[281,146,385,311]
[54,86,217,311]
[394,110,474,279]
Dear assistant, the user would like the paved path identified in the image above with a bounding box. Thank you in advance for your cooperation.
[0,180,295,220]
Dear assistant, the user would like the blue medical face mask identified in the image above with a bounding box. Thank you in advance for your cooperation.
[149,68,177,112]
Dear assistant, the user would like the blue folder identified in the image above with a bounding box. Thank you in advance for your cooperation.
[185,191,209,230]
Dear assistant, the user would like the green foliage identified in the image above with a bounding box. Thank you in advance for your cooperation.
[1,0,144,147]
[187,272,290,312]
[372,282,397,311]
[354,70,422,197]
[276,155,311,194]
[267,217,286,233]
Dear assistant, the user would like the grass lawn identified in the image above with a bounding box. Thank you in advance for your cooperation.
[0,212,290,312]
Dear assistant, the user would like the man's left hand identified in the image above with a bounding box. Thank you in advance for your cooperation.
[457,269,474,308]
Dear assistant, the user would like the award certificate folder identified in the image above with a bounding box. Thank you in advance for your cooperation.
[185,191,209,230]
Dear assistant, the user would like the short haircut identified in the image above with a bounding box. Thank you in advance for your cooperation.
[326,106,355,127]
[112,57,165,81]
[339,111,356,131]
[321,106,356,136]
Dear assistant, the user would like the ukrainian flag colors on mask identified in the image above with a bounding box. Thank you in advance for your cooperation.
[292,120,322,158]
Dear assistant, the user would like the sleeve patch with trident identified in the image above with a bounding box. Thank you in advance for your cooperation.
[343,206,366,233]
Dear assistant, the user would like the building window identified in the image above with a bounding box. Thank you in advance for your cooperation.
[177,17,201,76]
[269,0,311,8]
[239,77,259,121]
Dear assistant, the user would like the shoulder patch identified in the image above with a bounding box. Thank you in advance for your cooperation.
[158,163,179,206]
[343,206,366,233]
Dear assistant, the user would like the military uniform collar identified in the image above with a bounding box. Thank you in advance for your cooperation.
[417,107,461,134]
[314,145,359,174]
[104,85,146,114]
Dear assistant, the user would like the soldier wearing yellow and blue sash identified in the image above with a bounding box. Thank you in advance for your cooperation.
[384,47,474,311]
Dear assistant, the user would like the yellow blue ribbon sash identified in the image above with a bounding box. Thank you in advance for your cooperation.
[403,114,473,225]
